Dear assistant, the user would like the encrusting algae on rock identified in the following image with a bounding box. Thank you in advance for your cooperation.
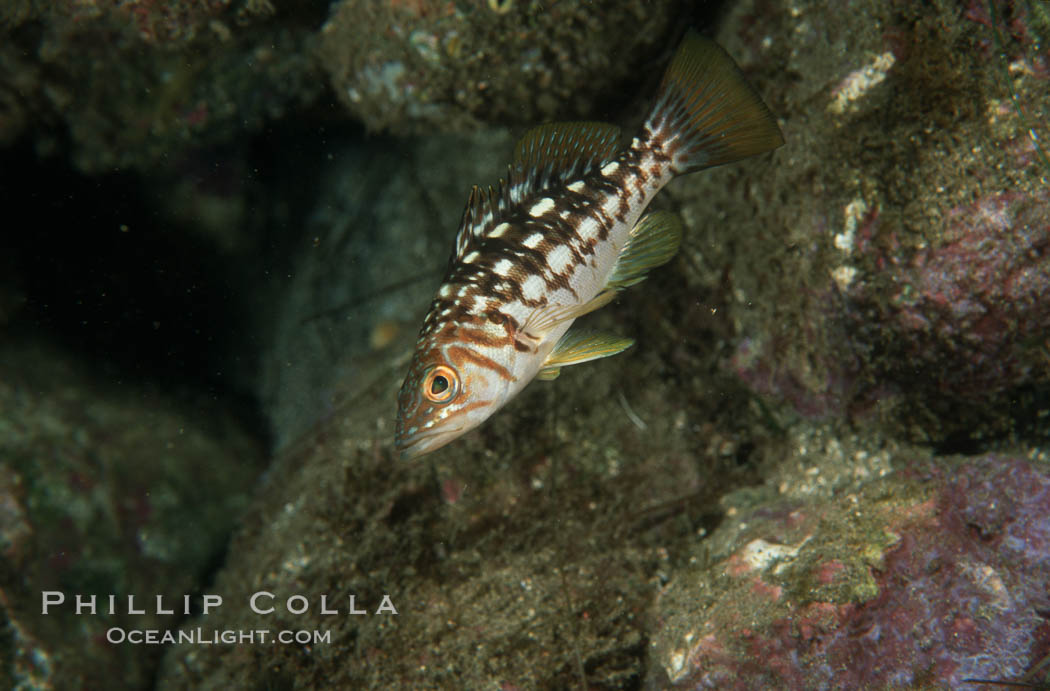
[396,32,784,458]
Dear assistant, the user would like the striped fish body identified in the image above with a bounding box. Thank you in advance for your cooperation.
[396,32,784,459]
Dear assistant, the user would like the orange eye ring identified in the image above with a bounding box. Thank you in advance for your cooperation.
[422,365,459,403]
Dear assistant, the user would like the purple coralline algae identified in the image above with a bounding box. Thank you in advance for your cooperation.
[683,0,1050,442]
[864,191,1050,398]
[652,453,1050,689]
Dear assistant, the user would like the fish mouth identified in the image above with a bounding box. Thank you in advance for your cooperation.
[395,424,465,460]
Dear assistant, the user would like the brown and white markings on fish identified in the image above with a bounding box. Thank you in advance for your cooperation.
[395,31,784,459]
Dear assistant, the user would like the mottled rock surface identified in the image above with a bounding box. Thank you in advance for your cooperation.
[0,341,265,688]
[318,0,682,133]
[0,0,685,173]
[0,0,323,172]
[696,0,1050,443]
[152,0,1050,688]
[156,328,765,689]
[651,445,1050,688]
[3,0,1049,689]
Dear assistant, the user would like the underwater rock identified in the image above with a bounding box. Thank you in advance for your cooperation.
[318,0,681,133]
[152,134,777,686]
[155,350,670,689]
[0,1,322,172]
[0,341,264,688]
[650,446,1050,689]
[854,190,1050,399]
[158,3,1050,687]
[675,0,1050,441]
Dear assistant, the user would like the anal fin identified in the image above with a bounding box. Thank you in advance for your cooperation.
[606,210,684,289]
[537,329,635,380]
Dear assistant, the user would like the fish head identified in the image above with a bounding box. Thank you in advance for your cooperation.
[395,337,515,459]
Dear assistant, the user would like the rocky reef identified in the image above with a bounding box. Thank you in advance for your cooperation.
[0,341,264,688]
[0,0,325,173]
[1,0,1048,689]
[318,0,682,133]
[652,442,1050,688]
[710,0,1050,445]
[1,0,683,173]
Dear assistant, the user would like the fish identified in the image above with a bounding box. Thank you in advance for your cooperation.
[395,31,784,459]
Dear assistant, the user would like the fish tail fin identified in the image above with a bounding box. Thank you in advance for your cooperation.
[644,31,784,173]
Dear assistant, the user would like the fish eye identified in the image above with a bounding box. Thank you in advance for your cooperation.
[423,365,458,403]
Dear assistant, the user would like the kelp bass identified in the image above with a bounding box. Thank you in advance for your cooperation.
[396,32,784,458]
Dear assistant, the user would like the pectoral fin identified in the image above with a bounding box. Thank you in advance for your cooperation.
[536,367,562,381]
[606,210,684,289]
[537,329,635,380]
[520,289,619,340]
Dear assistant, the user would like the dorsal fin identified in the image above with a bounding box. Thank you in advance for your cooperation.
[509,122,622,204]
[453,180,510,260]
[453,122,621,260]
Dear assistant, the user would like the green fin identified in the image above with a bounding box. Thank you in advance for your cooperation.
[646,31,784,172]
[510,122,621,202]
[521,289,618,339]
[606,210,683,289]
[536,367,561,381]
[539,329,635,378]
